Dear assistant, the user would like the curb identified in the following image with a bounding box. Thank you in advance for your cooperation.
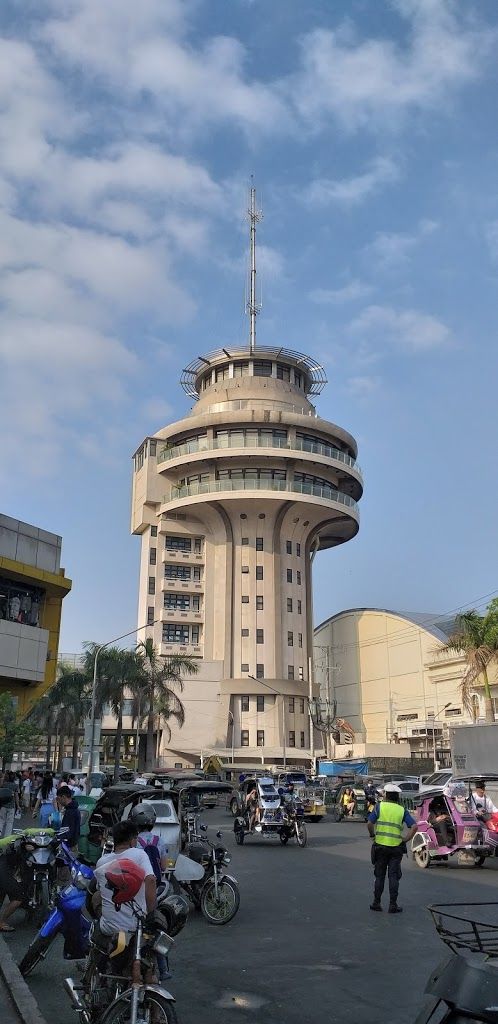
[0,937,48,1024]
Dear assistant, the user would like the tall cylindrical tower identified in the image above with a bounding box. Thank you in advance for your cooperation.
[131,346,362,769]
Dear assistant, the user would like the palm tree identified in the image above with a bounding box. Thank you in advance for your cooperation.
[83,644,145,781]
[28,692,57,768]
[52,664,90,769]
[136,638,198,770]
[439,600,498,723]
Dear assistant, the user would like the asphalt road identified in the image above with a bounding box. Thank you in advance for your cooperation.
[5,809,498,1024]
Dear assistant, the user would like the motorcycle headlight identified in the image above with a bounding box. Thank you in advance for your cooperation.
[33,833,53,847]
[222,853,231,866]
[153,931,174,957]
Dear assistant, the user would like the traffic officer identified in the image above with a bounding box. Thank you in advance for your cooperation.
[367,783,417,914]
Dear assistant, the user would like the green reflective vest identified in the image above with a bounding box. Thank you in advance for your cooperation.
[374,801,404,847]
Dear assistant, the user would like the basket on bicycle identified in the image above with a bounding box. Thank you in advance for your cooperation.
[429,902,498,956]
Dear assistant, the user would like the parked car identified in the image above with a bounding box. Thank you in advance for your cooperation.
[419,770,453,794]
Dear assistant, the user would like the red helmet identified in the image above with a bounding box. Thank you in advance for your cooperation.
[104,858,146,908]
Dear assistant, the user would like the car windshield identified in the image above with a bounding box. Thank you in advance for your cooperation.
[423,771,452,786]
[150,801,173,819]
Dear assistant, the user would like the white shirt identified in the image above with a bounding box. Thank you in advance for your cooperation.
[472,792,498,814]
[95,847,153,936]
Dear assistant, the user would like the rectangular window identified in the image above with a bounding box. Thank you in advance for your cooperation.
[287,598,293,613]
[241,628,249,637]
[256,629,264,644]
[241,537,249,545]
[257,694,265,710]
[241,730,249,747]
[289,698,295,713]
[241,696,249,712]
[162,624,189,644]
[164,564,191,580]
[151,526,158,537]
[150,547,156,565]
[289,731,296,748]
[256,596,264,611]
[193,566,201,581]
[296,571,301,585]
[256,537,264,551]
[288,631,293,647]
[297,600,302,614]
[194,538,202,553]
[165,536,192,552]
[298,633,303,648]
[300,699,305,714]
[298,667,304,680]
[148,577,155,595]
[149,440,157,456]
[276,364,290,381]
[288,665,295,680]
[242,565,249,574]
[253,359,272,377]
[286,569,293,583]
[242,595,249,604]
[164,593,190,610]
[296,543,301,557]
[241,663,249,673]
[192,595,200,612]
[256,566,263,580]
[286,541,292,554]
[147,607,155,625]
[191,626,200,645]
[257,730,264,746]
[300,732,305,748]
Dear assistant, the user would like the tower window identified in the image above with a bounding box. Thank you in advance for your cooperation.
[241,537,249,545]
[296,543,301,556]
[147,607,154,625]
[148,577,155,595]
[296,571,301,585]
[276,364,290,381]
[298,667,304,680]
[289,698,295,713]
[256,629,264,644]
[149,548,156,565]
[256,537,264,551]
[286,569,293,583]
[289,731,296,747]
[242,565,249,574]
[241,730,249,747]
[298,633,303,648]
[253,359,272,377]
[300,732,305,748]
[288,666,295,680]
[257,694,265,709]
[256,566,263,580]
[300,699,305,714]
[256,596,264,610]
[241,663,249,673]
[288,631,293,647]
[165,536,191,552]
[241,696,249,712]
[287,598,293,613]
[297,600,302,614]
[241,628,249,637]
[151,526,158,537]
[242,595,249,604]
[257,730,265,747]
[286,541,292,554]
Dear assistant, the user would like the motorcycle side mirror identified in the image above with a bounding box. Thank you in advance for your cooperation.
[91,814,103,824]
[216,831,222,839]
[200,824,208,832]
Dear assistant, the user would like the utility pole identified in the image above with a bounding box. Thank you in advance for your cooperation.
[246,179,262,354]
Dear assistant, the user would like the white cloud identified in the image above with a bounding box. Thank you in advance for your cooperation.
[291,3,493,130]
[350,305,452,352]
[305,157,399,207]
[362,219,438,269]
[346,375,382,397]
[310,280,373,305]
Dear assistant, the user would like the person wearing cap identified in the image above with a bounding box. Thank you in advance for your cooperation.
[471,780,497,818]
[367,783,417,914]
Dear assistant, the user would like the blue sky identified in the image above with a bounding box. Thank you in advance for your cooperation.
[1,0,498,652]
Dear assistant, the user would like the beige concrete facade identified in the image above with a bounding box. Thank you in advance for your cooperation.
[131,346,362,769]
[313,608,498,761]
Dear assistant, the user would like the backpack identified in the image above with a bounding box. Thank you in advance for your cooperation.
[137,833,162,883]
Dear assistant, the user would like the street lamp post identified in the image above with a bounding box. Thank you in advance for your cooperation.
[228,710,235,765]
[431,702,451,771]
[248,676,286,768]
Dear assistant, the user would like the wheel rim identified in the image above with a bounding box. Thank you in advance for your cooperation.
[415,847,429,866]
[203,882,237,922]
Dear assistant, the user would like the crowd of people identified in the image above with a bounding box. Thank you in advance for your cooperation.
[0,767,85,840]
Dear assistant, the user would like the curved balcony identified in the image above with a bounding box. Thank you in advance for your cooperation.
[158,434,362,479]
[161,477,360,516]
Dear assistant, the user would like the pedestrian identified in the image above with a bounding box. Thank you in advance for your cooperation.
[367,783,417,914]
[56,786,81,852]
[32,773,58,828]
[21,771,31,812]
[471,779,497,817]
[0,773,19,839]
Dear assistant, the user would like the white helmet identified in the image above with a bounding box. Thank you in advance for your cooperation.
[383,783,401,794]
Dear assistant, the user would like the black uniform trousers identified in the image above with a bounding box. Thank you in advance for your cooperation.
[372,843,403,904]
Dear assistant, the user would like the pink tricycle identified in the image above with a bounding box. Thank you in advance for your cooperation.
[411,781,493,869]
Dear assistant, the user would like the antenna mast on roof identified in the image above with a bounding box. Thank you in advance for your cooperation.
[246,178,262,355]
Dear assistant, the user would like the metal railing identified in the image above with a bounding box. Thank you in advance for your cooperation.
[158,435,361,474]
[162,477,360,514]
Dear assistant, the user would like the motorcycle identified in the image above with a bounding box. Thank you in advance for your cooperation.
[18,844,94,977]
[64,897,181,1024]
[233,777,307,847]
[415,901,498,1022]
[12,826,70,919]
[178,823,240,925]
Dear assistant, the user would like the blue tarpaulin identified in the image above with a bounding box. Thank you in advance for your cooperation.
[318,760,368,777]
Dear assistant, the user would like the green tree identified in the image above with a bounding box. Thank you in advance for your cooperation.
[439,600,498,723]
[83,644,147,780]
[52,664,90,769]
[0,693,40,769]
[136,638,197,771]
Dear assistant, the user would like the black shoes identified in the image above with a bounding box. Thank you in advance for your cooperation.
[370,902,382,911]
[388,903,403,914]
